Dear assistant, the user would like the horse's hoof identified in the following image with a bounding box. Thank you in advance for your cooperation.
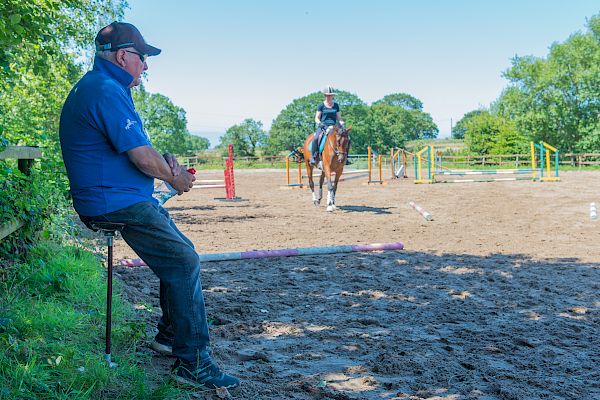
[327,206,334,212]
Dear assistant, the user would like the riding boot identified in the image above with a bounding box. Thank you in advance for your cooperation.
[310,128,323,166]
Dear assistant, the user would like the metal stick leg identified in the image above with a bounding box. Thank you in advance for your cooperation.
[105,234,116,367]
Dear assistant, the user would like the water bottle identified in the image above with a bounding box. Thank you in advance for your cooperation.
[591,202,597,221]
[153,168,196,206]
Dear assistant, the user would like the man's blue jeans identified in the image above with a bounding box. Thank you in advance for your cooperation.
[80,200,210,364]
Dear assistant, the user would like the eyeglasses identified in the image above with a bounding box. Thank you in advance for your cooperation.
[124,50,148,63]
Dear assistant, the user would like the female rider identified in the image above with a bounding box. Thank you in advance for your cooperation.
[310,85,345,165]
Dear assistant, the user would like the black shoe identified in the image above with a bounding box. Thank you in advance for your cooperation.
[172,358,240,390]
[345,158,352,165]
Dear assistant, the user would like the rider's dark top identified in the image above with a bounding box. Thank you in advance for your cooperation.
[317,102,340,126]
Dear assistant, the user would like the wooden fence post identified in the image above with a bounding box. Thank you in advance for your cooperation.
[0,146,43,240]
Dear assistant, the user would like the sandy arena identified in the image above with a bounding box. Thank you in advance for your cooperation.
[113,169,599,399]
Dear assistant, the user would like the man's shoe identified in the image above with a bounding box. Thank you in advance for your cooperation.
[172,358,240,390]
[309,156,316,166]
[150,340,173,356]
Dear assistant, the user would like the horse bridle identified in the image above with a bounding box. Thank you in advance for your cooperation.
[328,127,349,158]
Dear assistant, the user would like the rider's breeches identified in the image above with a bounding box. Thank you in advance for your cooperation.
[312,127,325,155]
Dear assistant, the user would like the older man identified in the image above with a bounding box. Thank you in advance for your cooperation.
[59,22,240,390]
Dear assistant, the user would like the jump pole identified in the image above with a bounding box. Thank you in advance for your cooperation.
[409,201,433,221]
[121,241,404,265]
[304,169,370,183]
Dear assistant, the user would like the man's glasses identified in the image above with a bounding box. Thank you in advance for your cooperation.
[124,50,148,63]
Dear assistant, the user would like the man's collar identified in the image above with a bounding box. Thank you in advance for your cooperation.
[93,57,134,88]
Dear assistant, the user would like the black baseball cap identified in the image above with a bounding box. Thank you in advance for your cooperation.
[95,22,161,56]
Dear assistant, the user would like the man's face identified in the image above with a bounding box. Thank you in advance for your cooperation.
[117,48,148,87]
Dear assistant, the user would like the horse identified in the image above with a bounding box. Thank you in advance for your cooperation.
[302,124,351,211]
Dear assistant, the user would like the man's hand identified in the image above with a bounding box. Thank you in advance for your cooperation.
[163,153,182,176]
[171,169,196,194]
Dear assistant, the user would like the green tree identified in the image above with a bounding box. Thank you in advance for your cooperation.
[362,101,438,153]
[188,135,211,153]
[0,1,125,78]
[267,90,365,154]
[0,1,126,149]
[452,110,487,139]
[132,85,209,155]
[219,119,267,156]
[463,112,525,155]
[495,13,600,152]
[373,93,423,110]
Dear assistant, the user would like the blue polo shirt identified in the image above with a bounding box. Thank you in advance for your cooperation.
[59,57,154,217]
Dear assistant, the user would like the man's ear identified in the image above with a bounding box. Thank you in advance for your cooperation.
[115,49,127,67]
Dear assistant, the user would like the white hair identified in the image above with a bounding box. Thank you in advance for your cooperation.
[95,50,116,62]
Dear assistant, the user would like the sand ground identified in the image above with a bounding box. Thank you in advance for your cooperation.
[111,169,599,399]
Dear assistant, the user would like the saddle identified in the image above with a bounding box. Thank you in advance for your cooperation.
[314,125,334,155]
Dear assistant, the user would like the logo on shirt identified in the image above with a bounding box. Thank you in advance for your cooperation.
[125,119,137,130]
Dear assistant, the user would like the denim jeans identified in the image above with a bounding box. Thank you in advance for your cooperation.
[80,200,210,364]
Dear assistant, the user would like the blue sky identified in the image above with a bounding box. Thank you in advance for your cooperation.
[124,1,599,145]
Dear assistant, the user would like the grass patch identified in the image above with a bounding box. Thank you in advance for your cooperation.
[0,241,187,399]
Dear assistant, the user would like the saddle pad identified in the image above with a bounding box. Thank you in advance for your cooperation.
[318,126,334,154]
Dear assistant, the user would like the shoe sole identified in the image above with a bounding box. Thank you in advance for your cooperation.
[149,342,174,357]
[172,374,240,390]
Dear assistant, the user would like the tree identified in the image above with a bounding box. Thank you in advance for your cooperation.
[188,135,210,153]
[219,119,267,156]
[0,1,125,78]
[133,85,209,155]
[373,93,423,110]
[363,101,438,152]
[267,90,365,154]
[463,112,525,155]
[0,1,126,150]
[452,110,487,139]
[495,13,600,152]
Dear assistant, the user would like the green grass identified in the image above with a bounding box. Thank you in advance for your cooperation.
[0,241,187,399]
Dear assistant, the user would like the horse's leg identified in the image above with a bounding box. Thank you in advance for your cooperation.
[306,161,318,206]
[326,169,336,212]
[331,167,342,210]
[318,171,324,205]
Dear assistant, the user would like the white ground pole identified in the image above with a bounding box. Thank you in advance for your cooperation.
[409,201,433,221]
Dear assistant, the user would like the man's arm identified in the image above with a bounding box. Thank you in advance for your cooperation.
[127,145,194,193]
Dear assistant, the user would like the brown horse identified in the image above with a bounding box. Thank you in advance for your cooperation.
[302,125,351,211]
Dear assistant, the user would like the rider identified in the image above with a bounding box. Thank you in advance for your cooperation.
[310,85,346,166]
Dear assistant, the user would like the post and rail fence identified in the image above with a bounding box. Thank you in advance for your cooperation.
[0,145,42,241]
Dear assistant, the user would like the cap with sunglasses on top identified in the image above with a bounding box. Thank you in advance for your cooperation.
[95,22,161,58]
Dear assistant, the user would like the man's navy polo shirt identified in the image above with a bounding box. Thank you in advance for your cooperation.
[59,57,154,217]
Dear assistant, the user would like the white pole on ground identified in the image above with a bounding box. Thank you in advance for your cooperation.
[409,201,433,221]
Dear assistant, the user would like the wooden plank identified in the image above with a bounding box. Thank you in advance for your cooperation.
[0,146,42,160]
[0,219,25,241]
